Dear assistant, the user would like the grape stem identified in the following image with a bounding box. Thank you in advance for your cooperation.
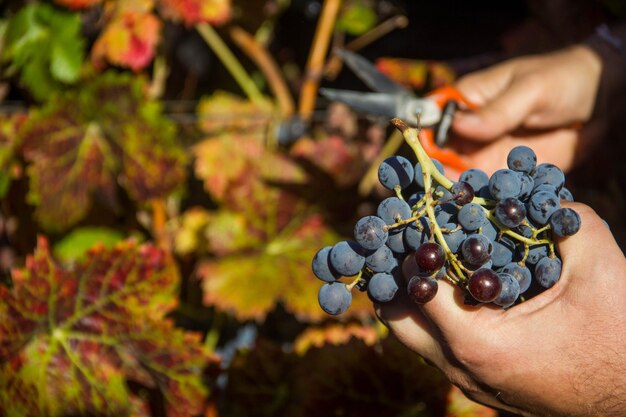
[346,270,364,291]
[391,118,467,281]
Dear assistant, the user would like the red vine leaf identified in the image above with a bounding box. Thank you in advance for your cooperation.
[92,10,161,72]
[20,72,186,231]
[0,237,218,417]
[159,0,232,26]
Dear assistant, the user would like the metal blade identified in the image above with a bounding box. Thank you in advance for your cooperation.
[333,48,413,96]
[319,88,400,118]
[320,88,441,126]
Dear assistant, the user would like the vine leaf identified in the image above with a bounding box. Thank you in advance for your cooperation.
[1,3,85,100]
[92,8,161,72]
[198,214,373,322]
[293,322,381,354]
[159,0,232,26]
[20,72,186,231]
[375,58,456,90]
[0,237,218,417]
[0,114,25,198]
[336,0,377,36]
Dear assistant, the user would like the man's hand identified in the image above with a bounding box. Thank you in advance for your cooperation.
[376,202,626,416]
[447,46,603,177]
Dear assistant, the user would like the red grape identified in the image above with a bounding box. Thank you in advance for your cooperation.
[415,242,445,274]
[467,268,502,303]
[408,275,438,304]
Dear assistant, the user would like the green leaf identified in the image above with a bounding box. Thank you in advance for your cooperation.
[2,3,85,100]
[0,237,218,417]
[53,227,125,263]
[336,1,377,36]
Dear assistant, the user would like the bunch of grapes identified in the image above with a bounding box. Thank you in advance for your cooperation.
[312,119,581,315]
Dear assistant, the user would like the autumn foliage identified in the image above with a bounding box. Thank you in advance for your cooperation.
[0,1,497,416]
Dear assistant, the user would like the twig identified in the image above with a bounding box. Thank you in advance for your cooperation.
[228,25,295,117]
[298,0,342,121]
[196,23,265,105]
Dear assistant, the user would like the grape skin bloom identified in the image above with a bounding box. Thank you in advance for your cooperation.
[535,256,562,288]
[354,215,388,250]
[318,282,352,315]
[330,240,365,276]
[368,272,399,303]
[312,246,341,282]
[378,155,414,190]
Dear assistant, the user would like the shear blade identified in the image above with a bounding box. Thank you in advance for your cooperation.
[333,48,413,96]
[319,88,399,119]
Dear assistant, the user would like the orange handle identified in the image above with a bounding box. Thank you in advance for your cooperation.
[416,85,476,173]
[419,127,470,173]
[425,85,478,110]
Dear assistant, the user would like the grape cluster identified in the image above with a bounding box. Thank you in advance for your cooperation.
[312,120,581,315]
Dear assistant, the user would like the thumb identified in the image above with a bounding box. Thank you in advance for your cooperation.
[556,202,616,257]
[453,75,542,141]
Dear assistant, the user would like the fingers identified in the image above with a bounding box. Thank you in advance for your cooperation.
[375,290,442,362]
[555,202,625,274]
[456,128,578,175]
[454,75,544,141]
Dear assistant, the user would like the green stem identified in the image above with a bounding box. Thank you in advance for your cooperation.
[196,23,265,105]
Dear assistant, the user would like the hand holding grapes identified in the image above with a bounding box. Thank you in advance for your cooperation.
[376,201,626,416]
[449,45,603,177]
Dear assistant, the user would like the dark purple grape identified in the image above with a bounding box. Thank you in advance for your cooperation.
[407,275,438,304]
[507,145,536,173]
[549,208,581,237]
[354,215,388,250]
[533,163,565,191]
[367,272,399,302]
[458,203,486,231]
[461,234,493,266]
[460,168,489,193]
[517,172,534,201]
[415,242,445,274]
[559,187,574,202]
[528,190,561,225]
[318,282,352,315]
[495,197,526,228]
[467,268,502,303]
[378,155,415,190]
[442,222,466,253]
[501,262,532,293]
[489,169,522,200]
[312,246,341,282]
[491,237,515,268]
[377,197,412,224]
[329,240,366,276]
[494,272,521,308]
[535,256,562,288]
[451,181,475,205]
[365,245,397,273]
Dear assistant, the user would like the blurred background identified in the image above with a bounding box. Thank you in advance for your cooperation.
[0,1,624,416]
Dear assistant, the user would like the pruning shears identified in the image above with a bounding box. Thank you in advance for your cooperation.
[319,49,478,172]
